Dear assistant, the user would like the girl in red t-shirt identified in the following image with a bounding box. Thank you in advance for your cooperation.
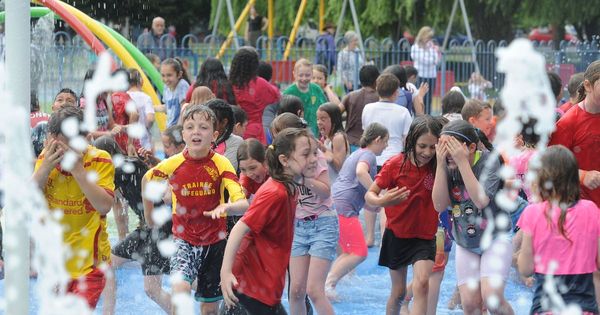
[365,115,445,315]
[237,138,269,200]
[221,128,316,314]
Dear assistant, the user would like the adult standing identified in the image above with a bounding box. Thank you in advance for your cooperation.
[245,6,267,47]
[337,31,364,94]
[136,17,175,60]
[315,23,337,74]
[411,26,440,115]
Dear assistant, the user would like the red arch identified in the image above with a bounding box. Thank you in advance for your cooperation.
[35,0,116,69]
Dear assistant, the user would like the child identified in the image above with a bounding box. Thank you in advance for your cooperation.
[461,99,494,141]
[365,115,445,315]
[362,73,413,246]
[441,90,466,122]
[517,145,600,314]
[432,119,514,314]
[237,139,269,200]
[230,47,280,143]
[277,94,305,117]
[312,64,342,109]
[326,122,389,299]
[468,72,492,101]
[156,58,190,127]
[206,99,244,171]
[32,106,114,309]
[185,57,236,105]
[221,128,315,314]
[283,58,328,136]
[127,68,156,150]
[142,105,248,314]
[317,102,349,183]
[559,72,584,113]
[51,88,78,111]
[405,65,419,95]
[232,105,248,138]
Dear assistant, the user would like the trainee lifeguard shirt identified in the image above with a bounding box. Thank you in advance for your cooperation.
[550,103,600,207]
[35,146,115,279]
[144,149,245,246]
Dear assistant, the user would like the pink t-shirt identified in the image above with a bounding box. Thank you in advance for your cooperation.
[517,199,600,275]
[295,152,334,219]
[508,149,537,201]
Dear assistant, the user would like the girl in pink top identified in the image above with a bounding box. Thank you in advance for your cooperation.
[518,145,600,315]
[229,47,280,144]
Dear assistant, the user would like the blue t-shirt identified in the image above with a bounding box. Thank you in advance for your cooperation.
[162,79,190,127]
[332,148,377,217]
[395,88,414,115]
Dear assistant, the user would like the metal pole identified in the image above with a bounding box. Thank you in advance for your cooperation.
[4,0,31,313]
[268,0,273,60]
[319,0,325,34]
[459,0,480,74]
[335,0,348,41]
[348,0,365,62]
[211,0,224,39]
[442,0,458,52]
[225,0,240,49]
[283,0,309,61]
[216,0,255,59]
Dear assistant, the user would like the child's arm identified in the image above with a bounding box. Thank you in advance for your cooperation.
[446,137,489,209]
[220,220,251,307]
[581,170,600,190]
[70,150,113,215]
[154,104,166,113]
[32,140,64,189]
[141,176,157,227]
[356,161,374,190]
[330,133,348,172]
[365,183,410,208]
[304,169,330,200]
[432,139,451,212]
[204,199,250,219]
[517,232,534,277]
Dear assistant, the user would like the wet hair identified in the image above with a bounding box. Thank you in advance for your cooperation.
[257,61,273,82]
[205,99,234,146]
[265,127,311,195]
[441,91,465,115]
[48,105,87,137]
[93,135,125,156]
[313,64,329,81]
[520,117,540,147]
[537,145,580,242]
[55,88,78,105]
[180,104,218,130]
[271,112,308,136]
[576,60,600,103]
[317,103,344,138]
[547,71,562,100]
[31,90,40,112]
[128,68,143,87]
[237,138,266,164]
[405,65,418,78]
[359,65,380,88]
[232,105,248,125]
[277,95,304,116]
[383,65,407,89]
[229,47,260,89]
[163,125,184,147]
[461,99,491,121]
[441,119,479,145]
[194,57,236,105]
[403,115,446,169]
[567,72,584,99]
[359,122,388,148]
[162,58,190,84]
[376,73,399,98]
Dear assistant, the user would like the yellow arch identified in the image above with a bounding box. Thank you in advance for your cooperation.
[33,0,167,131]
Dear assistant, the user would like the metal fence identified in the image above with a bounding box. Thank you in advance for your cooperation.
[10,32,600,111]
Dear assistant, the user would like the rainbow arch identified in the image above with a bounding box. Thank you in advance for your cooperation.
[6,0,168,130]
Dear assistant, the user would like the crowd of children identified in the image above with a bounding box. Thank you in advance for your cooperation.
[26,43,600,315]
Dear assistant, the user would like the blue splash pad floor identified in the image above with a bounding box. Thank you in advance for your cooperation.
[0,243,533,314]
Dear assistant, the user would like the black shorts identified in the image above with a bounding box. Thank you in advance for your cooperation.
[378,229,435,270]
[170,239,226,302]
[227,215,243,234]
[112,220,172,276]
[221,292,287,315]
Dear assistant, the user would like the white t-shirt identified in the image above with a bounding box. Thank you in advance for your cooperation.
[127,90,155,149]
[362,100,412,166]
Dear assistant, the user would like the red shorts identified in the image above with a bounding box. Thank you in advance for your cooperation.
[338,215,368,257]
[66,268,106,308]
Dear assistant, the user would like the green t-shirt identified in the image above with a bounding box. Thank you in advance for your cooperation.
[283,83,328,135]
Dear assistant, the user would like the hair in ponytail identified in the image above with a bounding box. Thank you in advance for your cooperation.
[576,60,600,103]
[265,128,310,195]
[162,57,191,84]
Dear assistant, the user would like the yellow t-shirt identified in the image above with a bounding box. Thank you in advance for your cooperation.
[35,146,115,279]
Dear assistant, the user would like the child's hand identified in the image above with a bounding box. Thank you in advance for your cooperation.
[220,271,239,307]
[436,137,448,165]
[204,204,228,219]
[583,170,600,190]
[380,186,410,207]
[111,125,123,136]
[446,136,470,165]
[42,139,65,168]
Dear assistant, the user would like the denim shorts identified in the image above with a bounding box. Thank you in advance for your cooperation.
[291,214,339,261]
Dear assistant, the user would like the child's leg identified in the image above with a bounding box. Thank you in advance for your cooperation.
[170,239,200,315]
[480,239,514,315]
[386,267,408,315]
[289,255,311,315]
[364,210,377,247]
[411,260,434,315]
[456,245,482,314]
[307,257,335,315]
[399,282,412,315]
[101,255,129,315]
[113,194,129,241]
[426,269,445,315]
[326,216,367,290]
[144,275,171,313]
[195,240,227,315]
